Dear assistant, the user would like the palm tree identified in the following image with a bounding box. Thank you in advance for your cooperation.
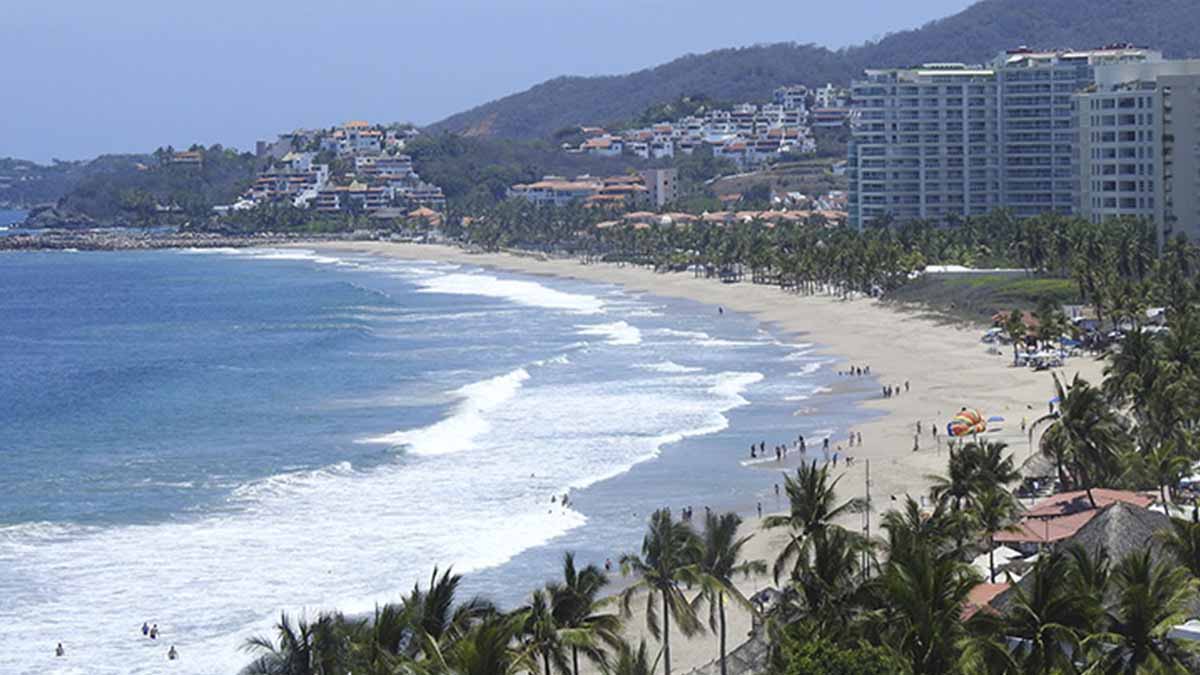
[1031,373,1128,508]
[928,447,975,514]
[879,496,964,563]
[424,613,533,675]
[780,525,870,639]
[1086,549,1196,673]
[602,640,660,675]
[969,487,1021,583]
[405,567,496,656]
[968,441,1021,488]
[345,603,414,674]
[1158,518,1200,580]
[692,511,767,675]
[928,441,1019,515]
[1102,325,1161,408]
[763,461,866,582]
[549,553,621,675]
[1122,438,1192,507]
[242,612,349,675]
[1004,309,1027,366]
[619,509,704,675]
[1002,550,1094,674]
[519,589,570,675]
[873,537,981,674]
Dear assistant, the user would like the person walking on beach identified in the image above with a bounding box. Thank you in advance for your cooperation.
[905,380,910,393]
[142,622,150,637]
[168,645,178,661]
[55,643,65,657]
[750,444,756,459]
[718,306,724,315]
[150,625,158,640]
[774,483,780,497]
[856,431,862,445]
[757,502,763,518]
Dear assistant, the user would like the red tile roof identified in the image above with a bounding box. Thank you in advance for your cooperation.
[1026,489,1154,518]
[995,489,1155,545]
[963,583,1010,619]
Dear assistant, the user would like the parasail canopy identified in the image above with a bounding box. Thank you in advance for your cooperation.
[947,409,987,437]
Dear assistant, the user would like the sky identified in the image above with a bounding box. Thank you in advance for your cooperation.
[0,0,974,162]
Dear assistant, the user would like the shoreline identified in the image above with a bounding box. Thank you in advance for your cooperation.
[306,241,1108,673]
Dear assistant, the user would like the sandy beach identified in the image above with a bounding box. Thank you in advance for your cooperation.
[309,241,1106,673]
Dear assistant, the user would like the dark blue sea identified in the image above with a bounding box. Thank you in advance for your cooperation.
[0,245,876,674]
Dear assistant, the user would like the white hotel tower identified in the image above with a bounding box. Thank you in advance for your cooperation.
[847,45,1175,232]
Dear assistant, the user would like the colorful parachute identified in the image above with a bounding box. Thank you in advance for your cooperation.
[947,409,987,437]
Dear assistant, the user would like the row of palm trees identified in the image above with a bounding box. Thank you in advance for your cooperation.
[242,510,765,675]
[440,203,1200,314]
[759,452,1200,673]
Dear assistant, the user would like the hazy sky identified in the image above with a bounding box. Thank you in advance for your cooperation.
[1,0,974,162]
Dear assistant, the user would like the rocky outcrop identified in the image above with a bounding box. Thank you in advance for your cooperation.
[21,205,101,229]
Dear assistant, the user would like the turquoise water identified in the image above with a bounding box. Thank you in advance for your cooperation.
[0,247,876,674]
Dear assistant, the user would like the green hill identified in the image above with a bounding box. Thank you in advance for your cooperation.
[428,0,1200,140]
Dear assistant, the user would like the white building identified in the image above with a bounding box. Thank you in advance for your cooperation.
[1079,59,1200,241]
[847,45,1165,228]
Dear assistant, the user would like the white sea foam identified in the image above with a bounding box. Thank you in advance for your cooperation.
[358,368,531,454]
[184,247,359,268]
[655,328,763,348]
[658,328,711,340]
[416,272,605,314]
[788,361,825,377]
[575,321,642,346]
[0,359,770,675]
[635,361,704,374]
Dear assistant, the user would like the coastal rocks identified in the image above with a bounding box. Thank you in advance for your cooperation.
[0,230,346,251]
[22,205,99,230]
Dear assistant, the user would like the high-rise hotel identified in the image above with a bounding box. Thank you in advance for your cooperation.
[848,45,1200,241]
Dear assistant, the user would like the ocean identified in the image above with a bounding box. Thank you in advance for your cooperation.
[0,246,876,674]
[0,207,27,232]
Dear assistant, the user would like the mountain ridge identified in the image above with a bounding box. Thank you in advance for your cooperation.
[429,0,1200,140]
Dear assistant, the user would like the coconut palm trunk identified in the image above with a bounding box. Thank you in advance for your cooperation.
[989,536,996,583]
[662,592,672,675]
[717,593,727,675]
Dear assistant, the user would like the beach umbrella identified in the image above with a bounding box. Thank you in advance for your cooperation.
[946,409,987,437]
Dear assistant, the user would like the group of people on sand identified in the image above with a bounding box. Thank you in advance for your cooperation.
[839,365,870,376]
[882,380,910,398]
[749,433,817,461]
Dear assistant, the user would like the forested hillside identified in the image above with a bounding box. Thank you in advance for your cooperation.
[429,0,1200,140]
[55,146,259,224]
